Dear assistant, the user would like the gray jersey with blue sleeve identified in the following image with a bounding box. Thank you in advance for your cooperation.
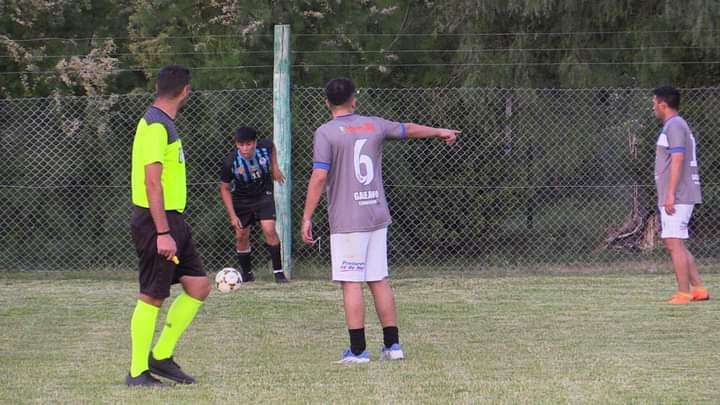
[312,113,407,233]
[654,116,702,205]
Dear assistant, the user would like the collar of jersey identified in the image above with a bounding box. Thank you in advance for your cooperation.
[149,105,174,121]
[235,150,257,161]
[663,115,680,125]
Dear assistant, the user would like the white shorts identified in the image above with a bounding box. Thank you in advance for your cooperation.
[330,227,388,282]
[659,204,695,239]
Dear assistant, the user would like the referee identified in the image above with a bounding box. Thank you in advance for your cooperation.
[127,65,211,386]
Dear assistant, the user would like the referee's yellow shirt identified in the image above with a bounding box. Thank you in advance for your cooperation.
[131,106,186,212]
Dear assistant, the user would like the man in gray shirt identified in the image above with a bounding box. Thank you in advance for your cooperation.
[652,85,708,304]
[301,78,459,362]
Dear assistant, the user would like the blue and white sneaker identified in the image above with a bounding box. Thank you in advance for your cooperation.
[336,348,370,364]
[380,343,405,360]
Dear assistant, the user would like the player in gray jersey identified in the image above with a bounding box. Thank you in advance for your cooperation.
[652,85,708,304]
[301,78,459,363]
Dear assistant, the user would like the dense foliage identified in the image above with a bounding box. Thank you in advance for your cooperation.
[2,0,719,97]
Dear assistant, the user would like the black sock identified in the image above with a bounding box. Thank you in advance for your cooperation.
[264,243,282,271]
[349,328,366,355]
[236,249,252,274]
[383,326,399,348]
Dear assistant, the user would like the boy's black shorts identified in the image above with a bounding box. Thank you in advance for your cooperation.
[233,193,276,228]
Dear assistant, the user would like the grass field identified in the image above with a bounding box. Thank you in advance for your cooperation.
[1,270,719,404]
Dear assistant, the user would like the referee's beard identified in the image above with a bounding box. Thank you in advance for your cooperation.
[178,93,189,109]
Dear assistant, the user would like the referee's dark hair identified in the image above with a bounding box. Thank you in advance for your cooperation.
[325,78,355,106]
[654,85,681,110]
[234,126,258,143]
[157,64,191,98]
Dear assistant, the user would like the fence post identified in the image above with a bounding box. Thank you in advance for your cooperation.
[273,24,293,277]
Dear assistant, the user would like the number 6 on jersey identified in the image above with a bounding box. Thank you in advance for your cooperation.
[353,139,374,185]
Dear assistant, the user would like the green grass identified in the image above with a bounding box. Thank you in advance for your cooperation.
[1,271,719,404]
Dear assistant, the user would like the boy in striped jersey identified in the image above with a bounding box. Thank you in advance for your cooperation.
[220,127,288,283]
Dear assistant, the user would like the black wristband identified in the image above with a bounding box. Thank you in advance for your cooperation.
[157,230,170,236]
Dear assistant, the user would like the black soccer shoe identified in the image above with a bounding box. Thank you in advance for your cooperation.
[149,355,196,384]
[274,271,289,283]
[125,370,164,387]
[241,270,255,283]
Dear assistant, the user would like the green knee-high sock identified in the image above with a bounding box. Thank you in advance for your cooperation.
[152,293,204,360]
[130,300,160,377]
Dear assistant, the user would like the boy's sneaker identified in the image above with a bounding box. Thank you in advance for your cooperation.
[666,292,693,305]
[336,348,370,364]
[380,343,405,361]
[241,271,255,283]
[691,287,710,301]
[125,370,164,387]
[274,270,289,283]
[149,354,196,384]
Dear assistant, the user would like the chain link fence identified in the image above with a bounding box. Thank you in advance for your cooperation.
[2,87,720,275]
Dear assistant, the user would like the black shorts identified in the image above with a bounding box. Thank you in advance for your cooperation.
[130,207,206,299]
[233,193,276,227]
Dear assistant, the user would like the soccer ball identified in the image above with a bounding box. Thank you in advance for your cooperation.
[215,267,242,293]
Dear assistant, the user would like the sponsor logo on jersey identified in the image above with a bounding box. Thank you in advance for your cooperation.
[354,190,379,201]
[340,123,376,134]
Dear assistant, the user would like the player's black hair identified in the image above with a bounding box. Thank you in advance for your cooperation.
[324,78,356,106]
[653,85,681,110]
[234,126,258,142]
[156,64,191,98]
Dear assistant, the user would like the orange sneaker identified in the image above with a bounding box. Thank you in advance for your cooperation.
[666,292,693,304]
[691,287,709,301]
